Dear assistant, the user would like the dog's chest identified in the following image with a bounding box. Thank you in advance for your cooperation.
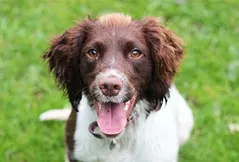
[72,95,179,162]
[74,140,134,162]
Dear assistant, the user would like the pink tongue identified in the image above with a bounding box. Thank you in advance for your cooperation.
[96,103,127,135]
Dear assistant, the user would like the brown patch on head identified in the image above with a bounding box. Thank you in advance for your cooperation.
[98,13,132,27]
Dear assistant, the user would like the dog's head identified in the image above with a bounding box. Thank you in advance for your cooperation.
[43,13,184,137]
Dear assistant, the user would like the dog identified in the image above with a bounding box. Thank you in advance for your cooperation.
[40,13,193,162]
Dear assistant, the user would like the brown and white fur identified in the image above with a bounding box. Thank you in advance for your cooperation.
[40,13,193,162]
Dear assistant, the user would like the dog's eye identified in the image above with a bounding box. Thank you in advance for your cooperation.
[129,48,142,59]
[87,49,98,58]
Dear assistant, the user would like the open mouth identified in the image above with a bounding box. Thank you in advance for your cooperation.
[94,96,136,137]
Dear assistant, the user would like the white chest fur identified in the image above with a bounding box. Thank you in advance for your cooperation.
[73,86,193,162]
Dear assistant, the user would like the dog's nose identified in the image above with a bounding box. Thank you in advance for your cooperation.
[99,75,122,96]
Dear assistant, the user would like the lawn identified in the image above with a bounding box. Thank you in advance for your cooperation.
[0,0,239,161]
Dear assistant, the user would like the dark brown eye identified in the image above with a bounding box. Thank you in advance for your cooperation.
[87,49,98,58]
[129,48,142,59]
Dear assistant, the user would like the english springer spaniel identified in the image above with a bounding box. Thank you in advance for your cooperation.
[40,13,193,162]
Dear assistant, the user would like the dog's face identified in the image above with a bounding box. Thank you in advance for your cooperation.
[43,13,184,137]
[81,18,151,101]
[80,18,152,136]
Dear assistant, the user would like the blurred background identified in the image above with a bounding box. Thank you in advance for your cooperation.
[0,0,239,161]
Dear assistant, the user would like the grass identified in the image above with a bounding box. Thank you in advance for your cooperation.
[0,0,239,161]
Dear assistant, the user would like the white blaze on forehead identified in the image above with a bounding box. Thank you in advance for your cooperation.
[98,13,132,27]
[98,13,132,67]
[98,69,124,80]
[110,56,116,67]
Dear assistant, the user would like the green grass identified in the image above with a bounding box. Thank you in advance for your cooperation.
[1,0,239,161]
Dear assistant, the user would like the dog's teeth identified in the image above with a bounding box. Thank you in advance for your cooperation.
[124,100,131,111]
[126,100,131,105]
[124,105,129,111]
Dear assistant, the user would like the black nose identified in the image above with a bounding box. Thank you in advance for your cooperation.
[98,75,122,96]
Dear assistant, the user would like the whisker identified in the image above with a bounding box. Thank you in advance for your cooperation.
[75,86,88,96]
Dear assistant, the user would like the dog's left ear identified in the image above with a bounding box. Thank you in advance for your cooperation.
[140,17,184,100]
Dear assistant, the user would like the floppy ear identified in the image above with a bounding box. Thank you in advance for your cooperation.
[43,21,92,111]
[141,17,184,101]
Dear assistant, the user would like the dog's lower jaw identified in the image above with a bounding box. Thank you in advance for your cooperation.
[72,87,193,162]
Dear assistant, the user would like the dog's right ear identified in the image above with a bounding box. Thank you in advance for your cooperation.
[43,31,72,87]
[43,20,93,111]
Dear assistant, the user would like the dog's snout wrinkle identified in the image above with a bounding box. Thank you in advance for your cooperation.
[99,75,122,96]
